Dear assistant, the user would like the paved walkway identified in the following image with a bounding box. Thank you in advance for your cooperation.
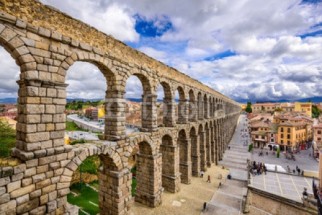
[250,172,314,202]
[219,114,251,181]
[203,114,250,214]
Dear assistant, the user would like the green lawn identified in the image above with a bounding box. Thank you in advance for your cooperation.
[68,168,137,214]
[67,183,99,215]
[66,121,85,131]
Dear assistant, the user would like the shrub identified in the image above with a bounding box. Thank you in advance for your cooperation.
[248,144,253,152]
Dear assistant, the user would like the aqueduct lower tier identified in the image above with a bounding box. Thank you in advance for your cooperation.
[0,1,241,214]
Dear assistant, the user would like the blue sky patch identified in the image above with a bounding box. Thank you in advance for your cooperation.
[204,50,236,61]
[300,0,322,4]
[134,14,173,38]
[299,29,322,38]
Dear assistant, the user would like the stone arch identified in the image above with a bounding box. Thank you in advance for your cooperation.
[198,123,206,171]
[209,97,213,118]
[188,89,197,122]
[160,134,180,193]
[60,53,125,141]
[125,71,157,132]
[127,134,162,207]
[190,126,200,177]
[204,94,208,119]
[159,80,175,127]
[0,26,41,160]
[212,97,215,117]
[205,122,211,167]
[178,129,191,184]
[127,134,155,156]
[125,72,153,94]
[176,85,188,124]
[63,144,128,215]
[197,92,203,120]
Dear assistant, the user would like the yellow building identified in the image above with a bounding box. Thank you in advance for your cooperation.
[275,114,313,151]
[241,104,247,110]
[97,105,105,118]
[294,102,312,117]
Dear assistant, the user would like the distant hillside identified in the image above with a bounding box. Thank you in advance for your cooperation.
[0,98,17,104]
[236,96,322,104]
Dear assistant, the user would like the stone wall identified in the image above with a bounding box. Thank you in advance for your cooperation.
[247,187,317,215]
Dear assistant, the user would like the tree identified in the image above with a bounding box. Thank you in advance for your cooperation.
[245,102,252,113]
[274,107,283,112]
[0,119,16,157]
[276,146,280,158]
[248,143,253,152]
[312,105,320,118]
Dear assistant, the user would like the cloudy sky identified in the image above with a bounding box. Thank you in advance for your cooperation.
[1,0,322,102]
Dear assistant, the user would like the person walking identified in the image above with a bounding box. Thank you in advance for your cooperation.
[207,175,211,183]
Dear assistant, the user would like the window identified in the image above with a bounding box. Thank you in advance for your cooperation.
[318,130,321,135]
[287,141,290,145]
[281,140,284,144]
[281,127,284,132]
[281,134,284,138]
[287,128,291,133]
[318,138,321,141]
[271,138,274,142]
[256,135,259,138]
[271,134,274,137]
[287,134,290,139]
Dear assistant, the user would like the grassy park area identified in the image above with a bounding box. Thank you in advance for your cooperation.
[66,121,85,131]
[67,167,137,214]
[68,182,99,215]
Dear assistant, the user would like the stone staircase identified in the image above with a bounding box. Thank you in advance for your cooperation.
[219,143,250,181]
[203,115,250,215]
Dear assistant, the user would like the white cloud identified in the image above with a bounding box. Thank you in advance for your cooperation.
[0,47,19,98]
[42,0,139,42]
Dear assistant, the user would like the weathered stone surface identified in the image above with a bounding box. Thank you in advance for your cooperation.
[7,180,21,193]
[10,184,35,199]
[16,198,39,214]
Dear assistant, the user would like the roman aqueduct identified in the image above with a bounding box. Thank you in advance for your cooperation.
[0,1,241,214]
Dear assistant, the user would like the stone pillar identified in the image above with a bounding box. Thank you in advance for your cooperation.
[211,126,215,164]
[179,138,192,184]
[105,90,126,141]
[204,99,208,119]
[13,79,68,161]
[198,98,203,120]
[178,99,188,124]
[189,100,198,122]
[191,134,200,177]
[136,153,163,207]
[214,124,219,164]
[206,129,211,167]
[163,98,176,127]
[141,94,158,132]
[160,144,180,193]
[199,131,207,171]
[99,168,132,215]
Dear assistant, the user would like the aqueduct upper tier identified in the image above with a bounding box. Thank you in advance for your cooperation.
[0,0,241,214]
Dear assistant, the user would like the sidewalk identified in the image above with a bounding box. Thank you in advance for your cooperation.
[205,114,250,214]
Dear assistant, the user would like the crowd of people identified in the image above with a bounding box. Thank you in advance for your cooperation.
[248,160,267,176]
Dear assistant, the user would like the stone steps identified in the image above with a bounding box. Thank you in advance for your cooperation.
[223,154,250,161]
[222,157,247,165]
